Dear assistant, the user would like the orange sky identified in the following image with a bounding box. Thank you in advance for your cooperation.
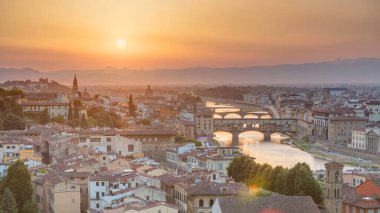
[0,0,379,71]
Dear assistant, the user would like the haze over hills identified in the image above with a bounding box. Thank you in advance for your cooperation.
[1,58,380,86]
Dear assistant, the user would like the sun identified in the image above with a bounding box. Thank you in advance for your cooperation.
[116,38,126,48]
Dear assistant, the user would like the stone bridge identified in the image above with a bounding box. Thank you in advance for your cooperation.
[211,107,273,119]
[213,118,297,146]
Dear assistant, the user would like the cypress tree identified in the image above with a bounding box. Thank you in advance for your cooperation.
[0,160,33,210]
[0,188,18,213]
[21,199,39,213]
[128,94,136,117]
[68,101,73,120]
[80,115,87,128]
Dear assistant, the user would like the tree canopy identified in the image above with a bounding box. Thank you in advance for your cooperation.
[227,156,323,204]
[0,88,26,130]
[0,160,33,210]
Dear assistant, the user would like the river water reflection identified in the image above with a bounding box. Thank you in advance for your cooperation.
[206,101,330,170]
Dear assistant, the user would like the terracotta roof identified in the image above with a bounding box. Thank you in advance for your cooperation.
[216,195,320,213]
[121,129,176,136]
[330,116,368,122]
[187,182,248,195]
[20,102,69,106]
[325,161,344,168]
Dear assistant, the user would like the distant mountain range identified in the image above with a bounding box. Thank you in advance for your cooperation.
[1,58,380,86]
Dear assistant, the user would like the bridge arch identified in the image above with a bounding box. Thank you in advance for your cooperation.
[213,131,233,146]
[213,114,222,119]
[243,114,259,119]
[224,113,242,119]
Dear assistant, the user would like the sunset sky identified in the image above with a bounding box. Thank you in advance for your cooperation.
[0,0,379,71]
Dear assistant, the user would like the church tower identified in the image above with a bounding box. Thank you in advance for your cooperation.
[324,161,343,213]
[73,75,79,94]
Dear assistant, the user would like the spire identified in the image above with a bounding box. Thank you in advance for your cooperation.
[73,75,79,94]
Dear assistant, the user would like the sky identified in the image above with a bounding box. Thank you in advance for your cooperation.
[0,0,379,71]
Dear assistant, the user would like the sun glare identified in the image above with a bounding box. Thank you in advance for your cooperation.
[116,38,126,48]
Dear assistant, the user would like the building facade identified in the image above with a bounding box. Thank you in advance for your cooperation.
[328,116,368,145]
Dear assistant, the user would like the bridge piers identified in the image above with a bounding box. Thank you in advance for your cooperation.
[263,131,271,142]
[232,130,240,146]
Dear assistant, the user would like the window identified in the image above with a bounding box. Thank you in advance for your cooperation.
[96,182,99,186]
[199,199,204,207]
[106,137,111,142]
[128,144,134,152]
[90,138,101,142]
[96,192,99,199]
[101,182,105,186]
[146,196,149,201]
[209,199,214,207]
[96,203,99,208]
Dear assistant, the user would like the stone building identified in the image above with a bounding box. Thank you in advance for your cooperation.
[328,116,368,145]
[324,161,344,213]
[194,108,214,136]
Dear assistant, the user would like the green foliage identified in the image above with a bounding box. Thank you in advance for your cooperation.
[73,108,80,120]
[80,116,87,128]
[0,161,33,210]
[39,109,50,124]
[0,88,26,130]
[68,101,73,121]
[73,99,82,107]
[128,94,136,117]
[2,112,25,130]
[175,135,202,147]
[51,115,65,124]
[0,188,18,213]
[136,119,151,126]
[178,93,202,104]
[85,107,121,128]
[20,199,39,213]
[227,157,323,204]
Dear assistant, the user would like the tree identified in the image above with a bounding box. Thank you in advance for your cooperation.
[73,99,82,107]
[267,166,284,192]
[128,94,136,117]
[39,109,50,124]
[0,161,33,210]
[21,199,39,213]
[67,101,73,120]
[0,188,18,213]
[80,116,87,128]
[51,115,65,124]
[227,157,323,204]
[2,112,25,130]
[73,108,80,120]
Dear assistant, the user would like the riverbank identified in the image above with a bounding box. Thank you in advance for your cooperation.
[292,138,380,169]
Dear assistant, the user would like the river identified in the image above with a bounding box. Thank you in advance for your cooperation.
[206,101,331,171]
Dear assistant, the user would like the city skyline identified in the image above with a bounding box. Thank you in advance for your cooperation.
[1,0,379,70]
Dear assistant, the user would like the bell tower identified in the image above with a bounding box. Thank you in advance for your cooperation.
[73,75,79,94]
[324,161,343,213]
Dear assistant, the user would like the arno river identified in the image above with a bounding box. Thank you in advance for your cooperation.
[206,101,331,171]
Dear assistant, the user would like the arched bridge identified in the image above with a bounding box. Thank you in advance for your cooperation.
[214,118,296,146]
[211,107,273,119]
